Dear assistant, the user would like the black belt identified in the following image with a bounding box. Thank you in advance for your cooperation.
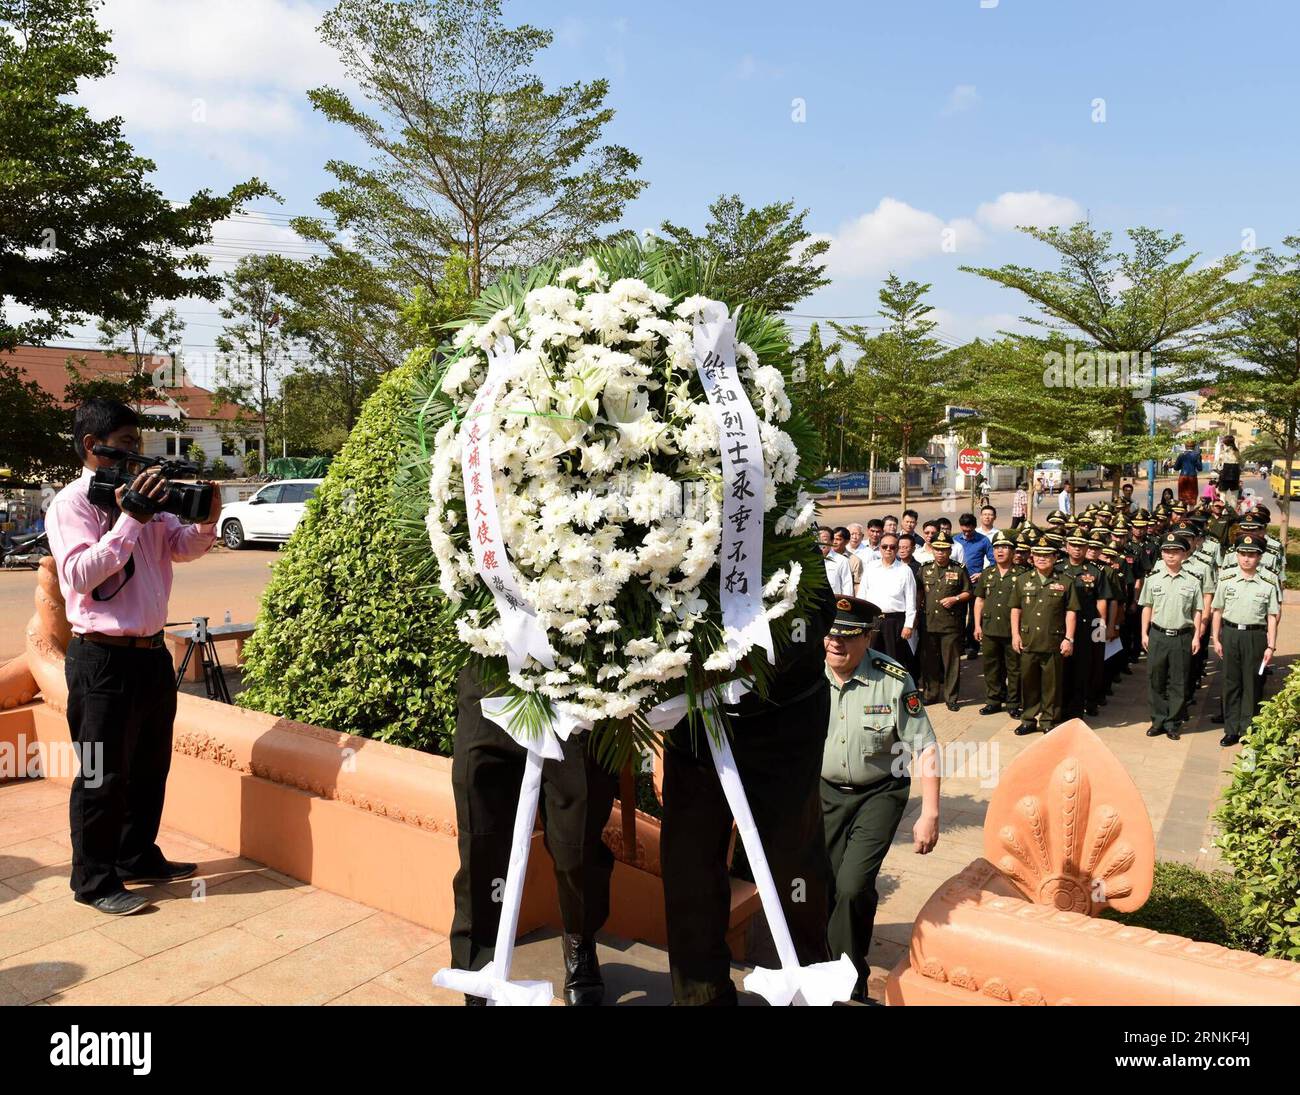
[1156,627,1192,637]
[881,611,905,619]
[1229,623,1266,631]
[78,630,166,650]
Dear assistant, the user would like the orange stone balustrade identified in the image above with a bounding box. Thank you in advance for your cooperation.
[885,720,1300,1005]
[0,559,760,957]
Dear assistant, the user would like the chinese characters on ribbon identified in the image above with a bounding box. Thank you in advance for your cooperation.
[458,338,556,673]
[693,307,775,665]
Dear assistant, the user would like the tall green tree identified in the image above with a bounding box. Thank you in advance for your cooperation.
[0,0,268,350]
[962,223,1247,499]
[215,256,294,459]
[96,306,186,411]
[658,194,831,314]
[1214,235,1300,562]
[791,322,860,473]
[309,0,646,299]
[833,275,950,511]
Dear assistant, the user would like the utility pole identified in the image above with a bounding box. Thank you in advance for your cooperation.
[1146,353,1157,511]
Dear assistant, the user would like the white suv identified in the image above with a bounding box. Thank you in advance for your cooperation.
[219,479,322,549]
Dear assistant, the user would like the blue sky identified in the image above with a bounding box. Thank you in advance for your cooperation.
[45,0,1300,377]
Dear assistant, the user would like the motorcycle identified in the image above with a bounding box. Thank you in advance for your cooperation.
[0,531,50,570]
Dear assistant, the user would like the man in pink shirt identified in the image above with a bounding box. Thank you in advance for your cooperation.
[46,399,221,915]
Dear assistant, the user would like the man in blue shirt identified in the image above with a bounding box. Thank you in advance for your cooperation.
[957,513,993,654]
[1173,440,1203,506]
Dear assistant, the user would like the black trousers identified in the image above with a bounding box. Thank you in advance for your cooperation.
[822,775,910,998]
[876,612,918,680]
[65,636,177,900]
[449,666,617,972]
[660,681,832,1005]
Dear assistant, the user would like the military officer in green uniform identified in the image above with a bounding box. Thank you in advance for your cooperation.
[1011,537,1082,735]
[1060,530,1112,718]
[1139,533,1204,741]
[973,531,1023,718]
[1211,535,1280,747]
[821,596,940,1003]
[919,533,972,711]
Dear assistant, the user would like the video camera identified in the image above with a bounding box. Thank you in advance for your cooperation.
[87,445,214,522]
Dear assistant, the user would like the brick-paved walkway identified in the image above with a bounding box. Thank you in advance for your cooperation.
[2,609,1291,1005]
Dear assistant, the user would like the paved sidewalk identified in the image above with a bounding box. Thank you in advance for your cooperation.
[2,608,1289,1005]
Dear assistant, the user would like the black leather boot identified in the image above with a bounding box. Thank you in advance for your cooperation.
[562,934,604,1006]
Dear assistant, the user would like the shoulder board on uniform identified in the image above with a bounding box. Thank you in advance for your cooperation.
[870,654,910,683]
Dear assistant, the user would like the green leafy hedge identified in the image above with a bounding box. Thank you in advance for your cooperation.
[1216,660,1300,959]
[1101,862,1262,953]
[237,350,461,755]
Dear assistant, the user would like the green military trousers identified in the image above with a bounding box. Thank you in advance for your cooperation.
[821,774,910,1000]
[449,665,617,973]
[1019,649,1064,730]
[921,630,961,705]
[980,633,1020,708]
[1221,627,1268,741]
[1147,629,1192,732]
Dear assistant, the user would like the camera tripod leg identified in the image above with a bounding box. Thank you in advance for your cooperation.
[204,639,232,705]
[175,642,197,690]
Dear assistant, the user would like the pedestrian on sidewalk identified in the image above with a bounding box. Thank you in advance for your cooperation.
[1173,439,1203,506]
[1011,481,1029,528]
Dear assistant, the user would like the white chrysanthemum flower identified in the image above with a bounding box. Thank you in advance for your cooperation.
[557,256,606,289]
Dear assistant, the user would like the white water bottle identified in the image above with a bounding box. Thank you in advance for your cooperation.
[224,610,232,625]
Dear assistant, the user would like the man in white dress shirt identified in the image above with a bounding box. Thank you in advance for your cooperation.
[819,527,854,595]
[977,505,1000,542]
[857,532,918,678]
[854,519,883,567]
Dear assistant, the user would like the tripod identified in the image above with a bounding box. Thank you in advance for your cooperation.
[173,616,232,704]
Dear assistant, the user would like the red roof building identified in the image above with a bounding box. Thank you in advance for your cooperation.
[5,345,263,475]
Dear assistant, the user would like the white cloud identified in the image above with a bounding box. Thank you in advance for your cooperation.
[929,308,1028,344]
[820,198,984,279]
[943,84,980,115]
[975,191,1083,231]
[80,0,349,137]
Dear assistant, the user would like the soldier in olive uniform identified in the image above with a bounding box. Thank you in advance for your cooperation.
[450,664,617,1005]
[1060,531,1112,718]
[1011,538,1082,735]
[920,533,972,711]
[1211,535,1280,747]
[1139,533,1204,741]
[973,532,1023,717]
[821,596,940,1003]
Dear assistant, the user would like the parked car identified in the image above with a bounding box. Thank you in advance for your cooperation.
[218,479,322,549]
[1268,465,1300,500]
[1033,459,1104,492]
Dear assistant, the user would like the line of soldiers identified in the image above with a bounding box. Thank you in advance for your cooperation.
[914,496,1283,744]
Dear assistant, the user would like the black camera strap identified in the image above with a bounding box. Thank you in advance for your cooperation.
[91,500,136,602]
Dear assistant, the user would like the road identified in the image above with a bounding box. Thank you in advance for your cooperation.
[0,545,278,663]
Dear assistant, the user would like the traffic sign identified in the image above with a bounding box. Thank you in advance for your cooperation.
[958,448,984,475]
